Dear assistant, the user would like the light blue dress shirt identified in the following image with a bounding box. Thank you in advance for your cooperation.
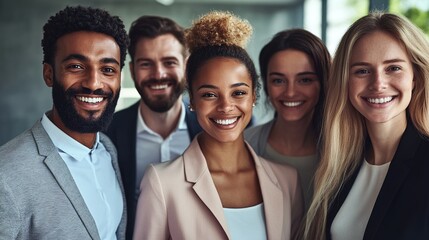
[135,102,190,202]
[41,114,123,240]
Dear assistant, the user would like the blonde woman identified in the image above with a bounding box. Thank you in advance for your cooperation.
[305,12,429,240]
[133,11,303,240]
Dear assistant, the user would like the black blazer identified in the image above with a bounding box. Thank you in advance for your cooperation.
[105,101,202,240]
[326,122,429,240]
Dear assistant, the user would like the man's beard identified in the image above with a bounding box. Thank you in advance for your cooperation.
[139,77,185,113]
[51,76,119,133]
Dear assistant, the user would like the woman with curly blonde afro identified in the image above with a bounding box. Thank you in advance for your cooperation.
[133,11,304,240]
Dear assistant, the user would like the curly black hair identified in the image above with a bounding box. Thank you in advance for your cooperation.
[41,6,129,68]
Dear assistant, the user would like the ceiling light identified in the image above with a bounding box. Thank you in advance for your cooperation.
[156,0,174,6]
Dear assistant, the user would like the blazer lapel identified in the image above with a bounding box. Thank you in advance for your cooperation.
[115,102,138,204]
[183,137,230,239]
[326,168,360,240]
[100,133,127,237]
[32,122,100,240]
[249,144,284,239]
[364,123,421,240]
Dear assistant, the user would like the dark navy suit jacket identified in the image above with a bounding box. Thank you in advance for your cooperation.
[105,101,202,240]
[326,122,429,240]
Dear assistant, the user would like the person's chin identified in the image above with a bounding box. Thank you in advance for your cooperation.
[78,109,103,120]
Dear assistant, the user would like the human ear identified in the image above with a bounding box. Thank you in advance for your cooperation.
[129,61,135,81]
[43,63,54,87]
[189,97,195,111]
[252,89,257,106]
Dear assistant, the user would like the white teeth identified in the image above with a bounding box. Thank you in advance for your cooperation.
[76,96,103,103]
[367,97,393,104]
[214,118,238,125]
[151,84,168,90]
[282,101,303,107]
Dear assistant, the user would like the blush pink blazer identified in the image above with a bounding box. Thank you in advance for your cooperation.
[133,137,304,240]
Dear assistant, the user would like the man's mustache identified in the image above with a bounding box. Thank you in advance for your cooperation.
[67,87,113,98]
[142,78,176,87]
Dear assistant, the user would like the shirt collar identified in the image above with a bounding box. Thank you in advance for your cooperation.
[41,113,100,161]
[137,101,188,135]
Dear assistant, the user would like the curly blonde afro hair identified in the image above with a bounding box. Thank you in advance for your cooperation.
[185,11,253,52]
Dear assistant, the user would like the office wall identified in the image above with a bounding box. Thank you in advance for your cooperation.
[0,0,303,145]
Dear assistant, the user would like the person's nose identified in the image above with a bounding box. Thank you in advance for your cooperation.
[151,64,167,80]
[217,96,234,113]
[284,81,296,97]
[82,68,102,91]
[369,71,387,91]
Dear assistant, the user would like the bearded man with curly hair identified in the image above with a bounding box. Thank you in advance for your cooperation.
[0,6,129,240]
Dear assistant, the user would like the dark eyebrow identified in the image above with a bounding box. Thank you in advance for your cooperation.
[162,56,180,62]
[269,72,284,77]
[101,57,120,66]
[135,56,179,63]
[135,58,151,63]
[62,54,119,66]
[297,71,317,76]
[197,82,250,90]
[269,71,317,77]
[232,82,250,88]
[197,84,217,90]
[62,54,87,63]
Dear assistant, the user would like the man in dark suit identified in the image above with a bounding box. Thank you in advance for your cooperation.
[105,16,202,239]
[0,6,129,239]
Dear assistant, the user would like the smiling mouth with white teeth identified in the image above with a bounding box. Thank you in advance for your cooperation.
[366,96,393,104]
[76,96,104,104]
[282,101,303,107]
[213,117,239,126]
[150,84,169,90]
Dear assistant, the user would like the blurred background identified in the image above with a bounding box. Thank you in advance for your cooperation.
[1,0,428,145]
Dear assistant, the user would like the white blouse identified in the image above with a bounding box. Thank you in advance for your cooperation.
[331,159,391,240]
[223,203,267,240]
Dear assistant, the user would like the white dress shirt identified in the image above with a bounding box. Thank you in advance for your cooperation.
[41,114,123,240]
[135,102,191,202]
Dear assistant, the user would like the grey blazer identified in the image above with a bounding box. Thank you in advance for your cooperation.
[0,121,126,240]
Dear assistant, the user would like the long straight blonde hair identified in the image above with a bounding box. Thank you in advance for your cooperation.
[303,11,429,240]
